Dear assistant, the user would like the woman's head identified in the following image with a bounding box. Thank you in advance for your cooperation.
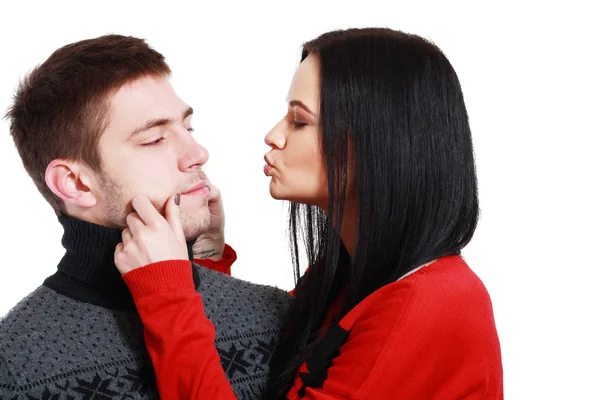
[266,27,477,255]
[264,53,327,208]
[266,27,479,397]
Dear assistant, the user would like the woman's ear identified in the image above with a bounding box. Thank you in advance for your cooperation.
[45,159,98,209]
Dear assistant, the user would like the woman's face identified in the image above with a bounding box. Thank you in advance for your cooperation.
[264,53,328,208]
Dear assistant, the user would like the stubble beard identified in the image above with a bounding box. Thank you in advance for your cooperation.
[99,173,211,242]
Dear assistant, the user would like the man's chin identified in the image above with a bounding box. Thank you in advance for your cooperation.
[183,227,209,243]
[183,226,204,242]
[181,209,211,242]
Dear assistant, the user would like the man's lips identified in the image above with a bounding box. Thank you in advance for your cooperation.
[182,181,208,195]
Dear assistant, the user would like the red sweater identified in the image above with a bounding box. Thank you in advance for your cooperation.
[124,254,503,399]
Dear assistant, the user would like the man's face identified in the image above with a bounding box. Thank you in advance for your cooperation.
[95,75,210,241]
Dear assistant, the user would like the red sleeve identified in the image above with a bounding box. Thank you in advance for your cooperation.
[124,260,237,400]
[124,259,502,400]
[193,243,237,276]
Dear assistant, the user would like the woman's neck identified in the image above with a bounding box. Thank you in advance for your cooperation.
[338,198,357,257]
[320,199,439,271]
[316,194,356,256]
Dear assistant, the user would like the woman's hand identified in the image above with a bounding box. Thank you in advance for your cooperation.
[114,194,189,275]
[192,182,225,260]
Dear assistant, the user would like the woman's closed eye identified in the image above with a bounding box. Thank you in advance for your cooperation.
[290,120,307,128]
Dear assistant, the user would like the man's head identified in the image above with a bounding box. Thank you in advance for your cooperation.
[6,35,211,240]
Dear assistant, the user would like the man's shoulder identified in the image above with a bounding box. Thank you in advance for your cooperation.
[1,285,129,333]
[0,285,144,349]
[193,262,293,305]
[192,262,293,324]
[0,286,156,399]
[0,286,52,333]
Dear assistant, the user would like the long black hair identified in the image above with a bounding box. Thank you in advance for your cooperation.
[266,28,479,398]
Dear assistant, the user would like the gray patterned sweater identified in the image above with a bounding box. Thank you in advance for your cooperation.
[0,216,292,399]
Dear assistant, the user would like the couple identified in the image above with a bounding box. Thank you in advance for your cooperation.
[1,28,503,399]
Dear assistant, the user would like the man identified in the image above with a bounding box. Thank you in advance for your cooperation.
[0,35,291,399]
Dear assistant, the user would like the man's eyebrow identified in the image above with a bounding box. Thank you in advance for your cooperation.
[288,100,315,116]
[129,107,194,139]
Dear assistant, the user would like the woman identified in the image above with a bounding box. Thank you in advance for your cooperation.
[115,28,503,399]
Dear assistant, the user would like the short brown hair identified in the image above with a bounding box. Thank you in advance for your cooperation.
[5,34,171,213]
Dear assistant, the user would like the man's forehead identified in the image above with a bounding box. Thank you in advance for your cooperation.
[100,76,190,141]
[108,76,188,124]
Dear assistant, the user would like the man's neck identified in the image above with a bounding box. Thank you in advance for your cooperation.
[42,214,198,311]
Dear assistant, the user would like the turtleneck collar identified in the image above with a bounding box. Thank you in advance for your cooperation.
[43,214,199,311]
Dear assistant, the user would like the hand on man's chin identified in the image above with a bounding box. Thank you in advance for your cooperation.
[189,184,225,261]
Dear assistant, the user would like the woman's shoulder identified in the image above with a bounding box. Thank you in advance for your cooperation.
[320,256,502,398]
[395,255,492,308]
[340,255,496,332]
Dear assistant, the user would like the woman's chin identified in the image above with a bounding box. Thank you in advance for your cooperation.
[269,181,321,205]
[269,182,295,202]
[269,184,286,200]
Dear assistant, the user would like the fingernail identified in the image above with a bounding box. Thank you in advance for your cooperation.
[175,193,180,206]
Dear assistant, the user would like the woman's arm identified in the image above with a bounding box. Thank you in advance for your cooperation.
[124,260,237,399]
[124,260,503,400]
[193,243,237,276]
[115,196,501,399]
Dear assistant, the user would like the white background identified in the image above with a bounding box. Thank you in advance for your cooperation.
[0,1,598,398]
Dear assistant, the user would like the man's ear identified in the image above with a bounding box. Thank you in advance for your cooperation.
[45,159,98,209]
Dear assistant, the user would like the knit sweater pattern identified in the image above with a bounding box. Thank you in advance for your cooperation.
[0,216,292,399]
